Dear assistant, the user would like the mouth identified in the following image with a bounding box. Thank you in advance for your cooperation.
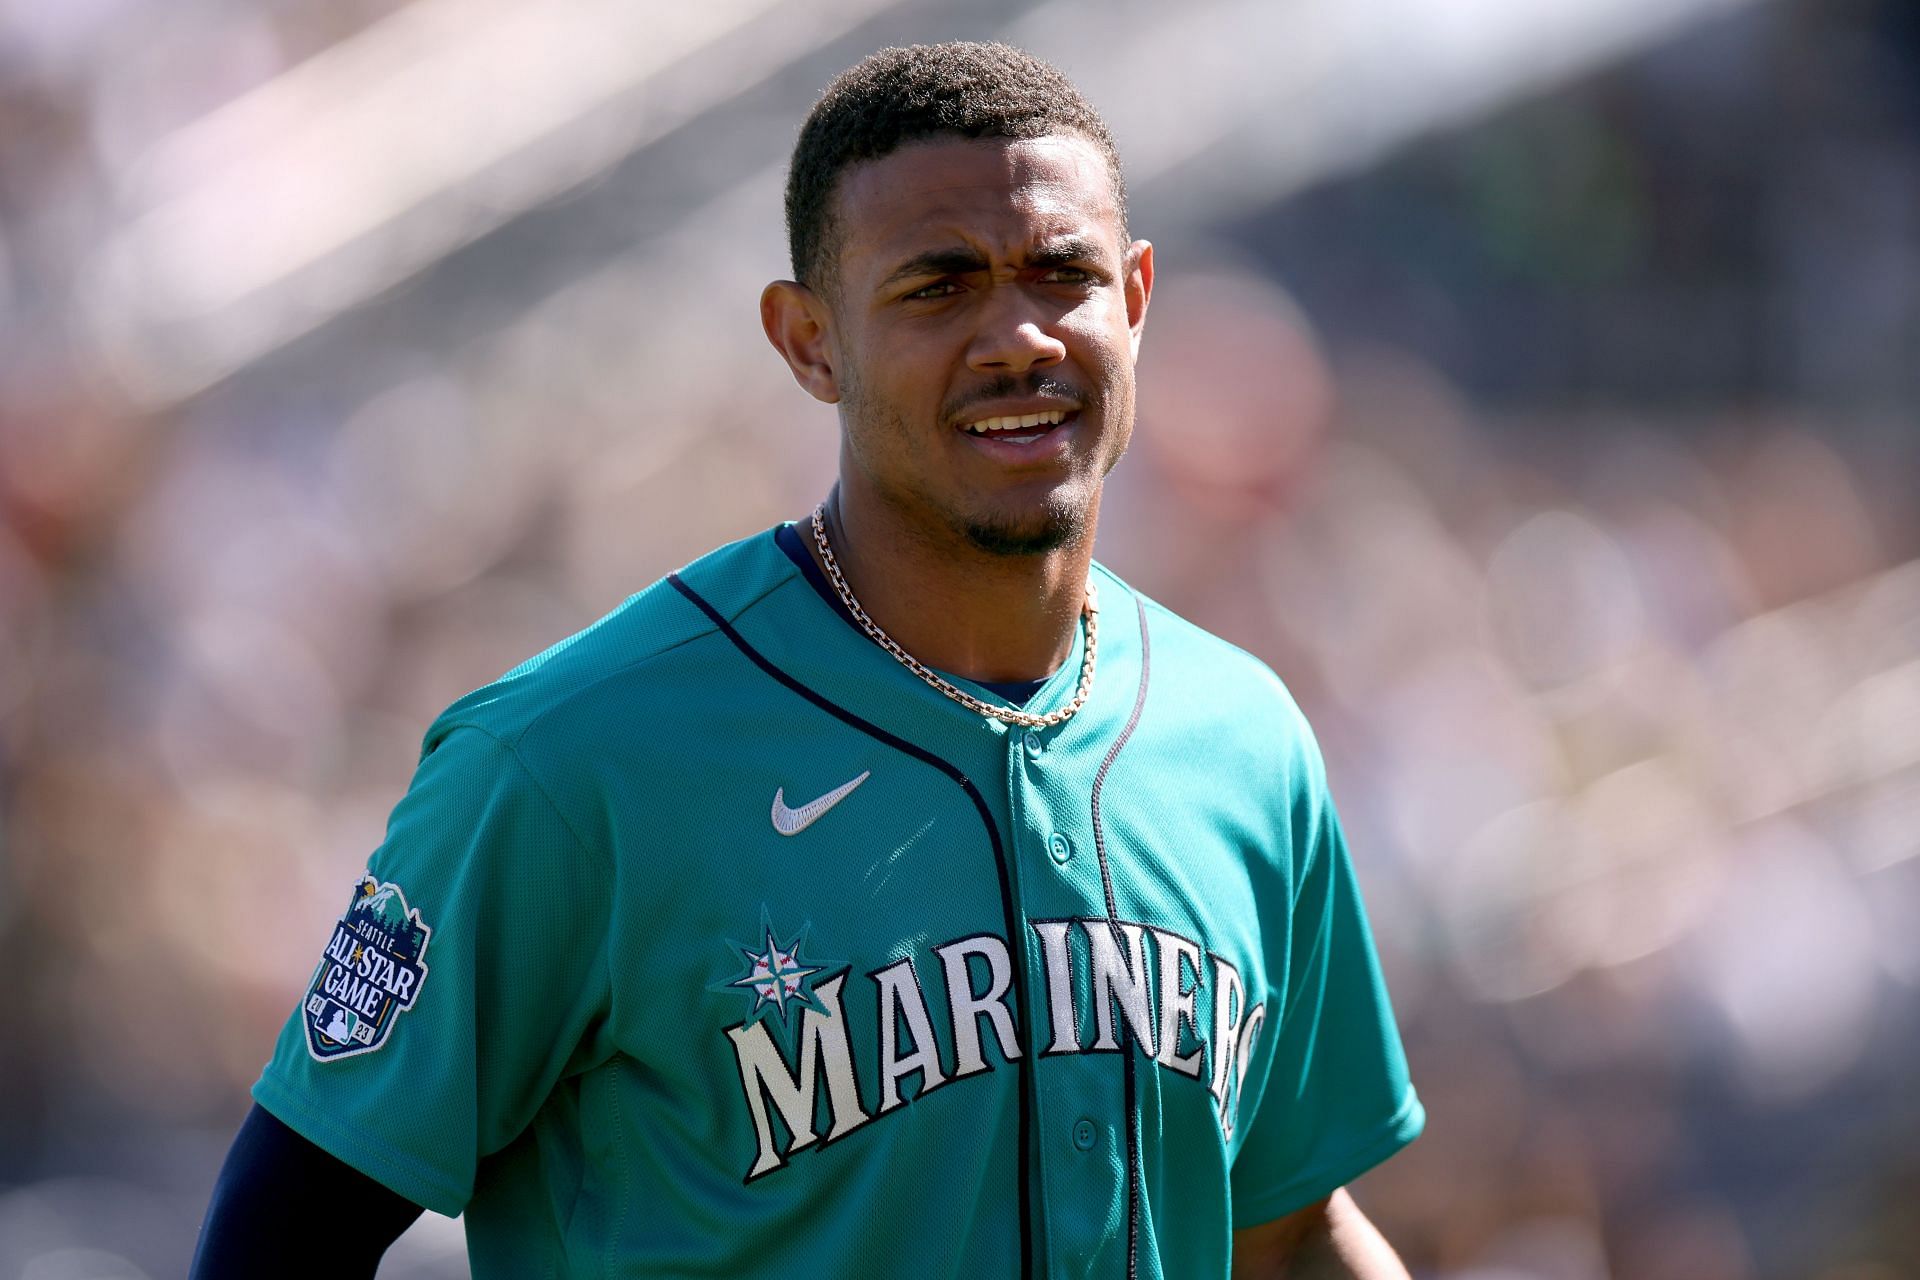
[955,407,1079,449]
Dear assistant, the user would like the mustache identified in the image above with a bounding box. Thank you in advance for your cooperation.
[941,375,1090,423]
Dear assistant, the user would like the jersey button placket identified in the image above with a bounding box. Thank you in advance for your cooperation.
[1003,716,1064,1267]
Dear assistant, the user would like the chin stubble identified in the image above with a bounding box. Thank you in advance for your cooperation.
[959,495,1088,557]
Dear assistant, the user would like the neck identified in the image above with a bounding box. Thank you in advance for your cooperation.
[810,488,1096,684]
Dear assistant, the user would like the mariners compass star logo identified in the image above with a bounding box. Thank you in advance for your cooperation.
[713,906,841,1040]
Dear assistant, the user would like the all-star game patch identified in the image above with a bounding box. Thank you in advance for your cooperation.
[303,875,433,1062]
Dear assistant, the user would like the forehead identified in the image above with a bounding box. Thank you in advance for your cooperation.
[832,134,1122,277]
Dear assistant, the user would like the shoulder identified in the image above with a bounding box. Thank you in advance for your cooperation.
[1094,563,1326,792]
[421,526,799,761]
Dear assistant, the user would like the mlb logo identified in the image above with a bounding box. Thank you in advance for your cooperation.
[302,875,434,1063]
[304,993,378,1047]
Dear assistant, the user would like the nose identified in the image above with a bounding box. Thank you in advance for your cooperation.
[965,288,1067,375]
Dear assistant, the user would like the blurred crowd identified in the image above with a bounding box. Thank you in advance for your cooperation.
[3,0,1919,1277]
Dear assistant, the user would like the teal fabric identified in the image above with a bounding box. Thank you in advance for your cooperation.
[255,525,1422,1278]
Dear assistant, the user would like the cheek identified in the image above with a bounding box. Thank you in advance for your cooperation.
[1065,308,1134,384]
[851,327,947,398]
[1074,290,1135,346]
[838,354,932,453]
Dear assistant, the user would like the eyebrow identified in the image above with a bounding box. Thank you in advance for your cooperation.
[879,248,990,290]
[877,236,1110,291]
[1026,236,1107,271]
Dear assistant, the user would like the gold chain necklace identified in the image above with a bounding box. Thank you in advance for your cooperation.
[809,503,1098,730]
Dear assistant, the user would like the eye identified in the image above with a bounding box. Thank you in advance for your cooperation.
[906,280,961,300]
[1040,266,1095,285]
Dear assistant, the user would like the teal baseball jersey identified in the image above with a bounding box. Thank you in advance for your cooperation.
[254,525,1423,1278]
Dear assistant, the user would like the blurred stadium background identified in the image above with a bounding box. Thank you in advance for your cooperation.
[3,0,1919,1275]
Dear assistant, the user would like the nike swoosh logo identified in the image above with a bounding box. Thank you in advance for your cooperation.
[772,771,871,836]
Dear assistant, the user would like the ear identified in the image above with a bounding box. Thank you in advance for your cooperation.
[1124,240,1154,361]
[761,280,841,404]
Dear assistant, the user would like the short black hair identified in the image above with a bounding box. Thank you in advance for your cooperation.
[784,42,1127,291]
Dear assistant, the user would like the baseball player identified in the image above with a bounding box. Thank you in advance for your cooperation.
[192,42,1423,1279]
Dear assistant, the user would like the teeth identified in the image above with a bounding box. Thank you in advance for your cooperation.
[965,409,1067,434]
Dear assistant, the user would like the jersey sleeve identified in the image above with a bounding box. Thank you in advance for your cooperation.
[252,724,613,1217]
[1227,741,1424,1228]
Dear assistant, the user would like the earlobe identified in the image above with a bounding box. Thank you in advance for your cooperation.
[1125,240,1154,360]
[761,281,842,404]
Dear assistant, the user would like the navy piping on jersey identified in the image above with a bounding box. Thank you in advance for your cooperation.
[1090,597,1153,1280]
[667,572,1037,1280]
[772,524,1050,708]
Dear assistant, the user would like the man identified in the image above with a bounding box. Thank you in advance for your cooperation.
[193,42,1422,1279]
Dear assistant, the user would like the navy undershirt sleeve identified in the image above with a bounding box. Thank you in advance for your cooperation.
[772,523,1049,707]
[191,1103,424,1279]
